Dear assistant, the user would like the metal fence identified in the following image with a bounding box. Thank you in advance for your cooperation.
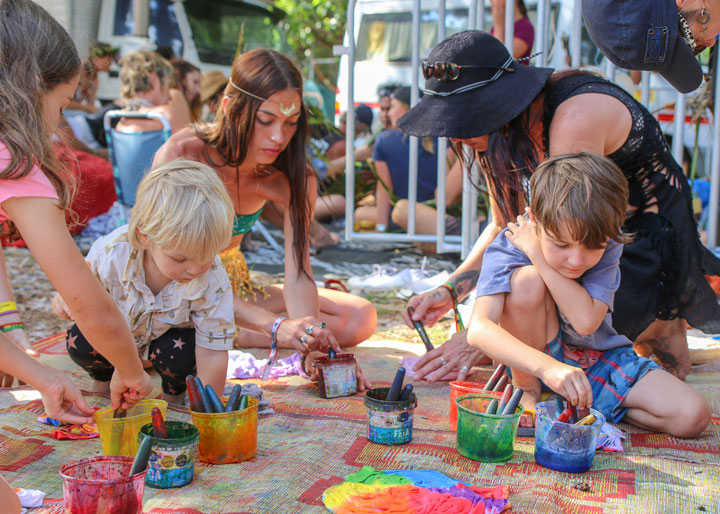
[337,0,720,256]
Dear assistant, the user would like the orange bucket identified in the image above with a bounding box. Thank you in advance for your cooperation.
[190,396,258,464]
[449,381,500,431]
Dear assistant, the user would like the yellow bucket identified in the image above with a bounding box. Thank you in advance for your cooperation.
[94,399,168,457]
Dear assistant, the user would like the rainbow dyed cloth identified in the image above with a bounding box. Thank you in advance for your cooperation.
[322,466,510,513]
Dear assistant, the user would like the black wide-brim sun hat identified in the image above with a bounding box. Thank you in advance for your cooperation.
[398,30,554,139]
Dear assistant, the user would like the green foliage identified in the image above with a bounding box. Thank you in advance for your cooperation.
[275,0,348,84]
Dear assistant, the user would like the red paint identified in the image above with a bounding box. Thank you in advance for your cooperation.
[60,456,145,514]
[151,407,167,438]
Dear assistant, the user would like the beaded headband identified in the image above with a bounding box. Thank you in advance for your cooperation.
[228,79,300,116]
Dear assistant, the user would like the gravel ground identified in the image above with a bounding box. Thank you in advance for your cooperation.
[5,223,460,344]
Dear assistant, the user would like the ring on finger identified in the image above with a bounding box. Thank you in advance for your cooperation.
[301,334,308,344]
[305,326,314,335]
[316,321,327,328]
[460,364,468,373]
[439,356,447,366]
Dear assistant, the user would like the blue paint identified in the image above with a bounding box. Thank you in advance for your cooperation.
[138,421,198,488]
[534,400,605,473]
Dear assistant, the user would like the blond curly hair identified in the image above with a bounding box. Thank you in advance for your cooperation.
[120,50,173,99]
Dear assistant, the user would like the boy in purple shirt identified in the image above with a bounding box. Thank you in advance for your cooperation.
[468,153,710,437]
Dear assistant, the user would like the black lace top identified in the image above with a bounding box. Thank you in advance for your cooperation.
[542,72,720,340]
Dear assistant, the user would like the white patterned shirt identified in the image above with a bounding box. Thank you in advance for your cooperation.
[86,226,235,357]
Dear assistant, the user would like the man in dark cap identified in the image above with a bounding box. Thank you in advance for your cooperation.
[583,0,720,93]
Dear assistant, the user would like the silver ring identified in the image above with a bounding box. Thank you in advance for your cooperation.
[305,326,314,335]
[460,365,469,373]
[301,334,308,344]
[439,356,447,366]
[316,321,327,329]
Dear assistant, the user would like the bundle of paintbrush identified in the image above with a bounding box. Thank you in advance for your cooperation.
[186,376,248,413]
[553,397,594,425]
[385,367,414,402]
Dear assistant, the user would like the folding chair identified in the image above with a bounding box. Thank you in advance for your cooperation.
[103,110,171,207]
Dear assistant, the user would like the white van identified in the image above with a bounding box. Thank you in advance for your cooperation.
[335,0,604,118]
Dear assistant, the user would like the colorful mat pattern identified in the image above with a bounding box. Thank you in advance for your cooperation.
[0,335,718,513]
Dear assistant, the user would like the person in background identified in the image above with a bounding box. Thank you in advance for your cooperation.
[199,70,229,122]
[490,0,534,60]
[376,83,401,131]
[116,50,191,134]
[171,58,202,121]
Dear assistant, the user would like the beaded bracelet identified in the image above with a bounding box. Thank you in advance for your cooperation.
[0,322,24,332]
[440,282,465,332]
[0,301,17,313]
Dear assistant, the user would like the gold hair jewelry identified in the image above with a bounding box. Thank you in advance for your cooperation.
[229,79,299,116]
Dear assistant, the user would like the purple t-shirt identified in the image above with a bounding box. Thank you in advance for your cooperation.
[491,17,535,60]
[475,228,631,351]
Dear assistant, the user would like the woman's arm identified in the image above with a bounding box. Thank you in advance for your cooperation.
[4,197,152,408]
[374,160,393,228]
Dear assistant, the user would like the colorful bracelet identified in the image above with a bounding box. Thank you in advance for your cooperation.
[0,301,17,313]
[270,316,288,349]
[0,322,24,332]
[440,282,465,332]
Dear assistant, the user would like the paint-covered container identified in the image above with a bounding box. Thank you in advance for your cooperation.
[60,456,146,514]
[190,396,258,464]
[363,387,417,445]
[94,399,168,457]
[449,381,500,431]
[456,394,522,463]
[314,353,357,399]
[534,400,605,473]
[138,421,199,488]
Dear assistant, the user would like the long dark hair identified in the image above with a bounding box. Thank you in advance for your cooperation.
[171,58,201,121]
[199,49,311,273]
[455,70,583,223]
[0,0,81,237]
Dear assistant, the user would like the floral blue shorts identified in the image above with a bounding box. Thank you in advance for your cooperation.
[544,331,661,423]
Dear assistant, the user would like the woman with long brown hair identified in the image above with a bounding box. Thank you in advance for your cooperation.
[153,49,376,379]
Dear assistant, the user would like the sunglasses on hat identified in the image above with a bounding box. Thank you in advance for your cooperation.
[422,60,515,81]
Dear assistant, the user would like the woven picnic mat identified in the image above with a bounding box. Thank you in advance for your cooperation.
[0,333,718,513]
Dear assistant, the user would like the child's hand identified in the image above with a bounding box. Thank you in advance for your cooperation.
[51,292,74,321]
[504,208,542,261]
[278,317,341,354]
[540,362,593,409]
[109,369,154,410]
[38,371,95,424]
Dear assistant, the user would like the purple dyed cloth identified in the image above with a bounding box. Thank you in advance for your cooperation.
[427,485,507,514]
[226,350,304,379]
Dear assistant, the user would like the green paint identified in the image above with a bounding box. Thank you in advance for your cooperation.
[456,394,522,463]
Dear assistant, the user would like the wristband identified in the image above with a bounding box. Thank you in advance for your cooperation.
[440,282,465,332]
[263,317,287,381]
[0,301,17,313]
[0,322,24,332]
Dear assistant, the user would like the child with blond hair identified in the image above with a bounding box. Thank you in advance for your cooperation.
[468,153,710,437]
[53,159,236,401]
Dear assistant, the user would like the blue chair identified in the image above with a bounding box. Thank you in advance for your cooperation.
[103,110,171,207]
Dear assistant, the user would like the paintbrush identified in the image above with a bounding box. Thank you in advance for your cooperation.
[484,364,506,391]
[568,405,578,424]
[113,407,127,419]
[399,384,414,401]
[497,384,513,413]
[194,377,213,414]
[554,397,565,418]
[186,375,205,412]
[485,399,499,415]
[575,413,596,426]
[407,307,434,352]
[328,348,337,360]
[225,384,242,412]
[386,367,406,402]
[205,385,226,413]
[129,434,154,476]
[501,387,524,416]
[239,394,248,410]
[491,374,509,392]
[151,407,166,438]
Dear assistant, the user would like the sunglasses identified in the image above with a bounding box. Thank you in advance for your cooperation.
[422,60,515,81]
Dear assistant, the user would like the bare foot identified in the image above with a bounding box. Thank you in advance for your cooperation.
[92,380,111,394]
[519,391,539,428]
[634,318,691,380]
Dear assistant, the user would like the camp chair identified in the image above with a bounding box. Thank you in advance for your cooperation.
[103,110,171,207]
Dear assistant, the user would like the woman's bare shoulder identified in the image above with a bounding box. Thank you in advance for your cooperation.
[154,127,208,166]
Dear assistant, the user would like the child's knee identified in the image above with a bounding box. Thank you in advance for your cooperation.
[507,266,547,311]
[671,391,711,438]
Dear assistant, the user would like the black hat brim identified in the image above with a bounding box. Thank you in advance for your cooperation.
[398,65,554,139]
